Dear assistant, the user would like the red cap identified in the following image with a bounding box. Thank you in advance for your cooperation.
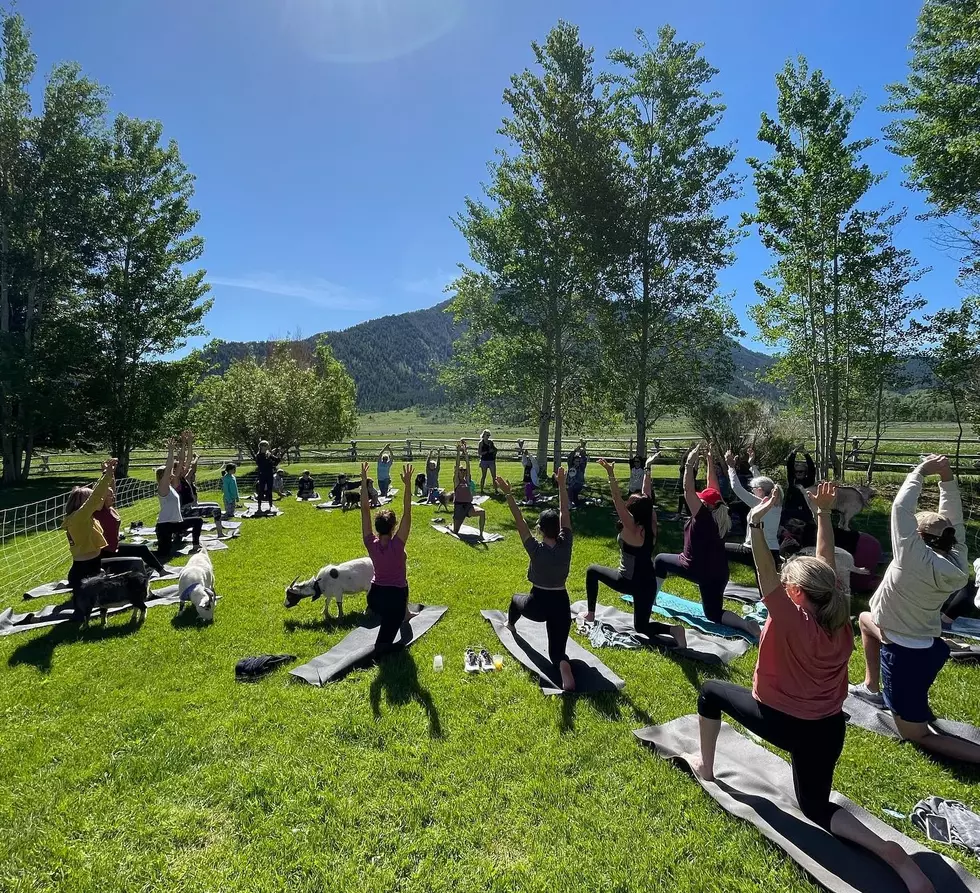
[697,487,723,508]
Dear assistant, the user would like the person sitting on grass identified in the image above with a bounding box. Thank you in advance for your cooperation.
[849,455,980,764]
[377,444,394,498]
[221,463,240,520]
[296,470,318,501]
[500,467,576,692]
[94,482,167,576]
[360,461,417,654]
[452,442,485,539]
[62,458,118,595]
[654,446,761,639]
[254,440,281,514]
[273,467,290,499]
[329,473,352,505]
[155,439,203,556]
[581,458,686,649]
[689,482,936,893]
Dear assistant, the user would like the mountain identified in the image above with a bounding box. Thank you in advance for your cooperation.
[199,301,778,411]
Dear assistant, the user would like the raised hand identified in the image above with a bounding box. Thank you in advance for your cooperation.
[597,457,615,475]
[401,464,414,486]
[918,454,945,477]
[361,462,370,482]
[724,449,736,468]
[556,465,566,486]
[495,476,512,496]
[686,445,701,468]
[810,481,837,512]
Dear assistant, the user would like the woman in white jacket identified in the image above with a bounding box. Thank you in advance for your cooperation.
[724,449,782,568]
[851,455,980,763]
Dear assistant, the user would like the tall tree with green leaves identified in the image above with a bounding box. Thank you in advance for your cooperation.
[602,26,741,455]
[192,341,358,458]
[886,0,980,285]
[0,10,107,482]
[747,58,897,476]
[84,115,211,476]
[445,21,623,471]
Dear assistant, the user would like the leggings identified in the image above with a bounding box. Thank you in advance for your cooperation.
[698,680,845,830]
[379,479,390,498]
[653,553,728,623]
[509,587,571,667]
[257,477,274,502]
[942,581,979,621]
[367,583,409,654]
[184,502,222,524]
[585,565,674,638]
[155,518,203,555]
[68,555,102,594]
[101,544,166,574]
[724,542,780,593]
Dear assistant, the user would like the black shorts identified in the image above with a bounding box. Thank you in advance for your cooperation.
[453,502,473,525]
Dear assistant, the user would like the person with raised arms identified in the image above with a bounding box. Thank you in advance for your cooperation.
[62,458,118,595]
[360,461,417,654]
[377,443,394,498]
[850,455,980,764]
[155,439,204,556]
[581,459,686,648]
[654,446,760,638]
[499,467,575,692]
[724,448,782,572]
[452,442,486,539]
[689,483,935,893]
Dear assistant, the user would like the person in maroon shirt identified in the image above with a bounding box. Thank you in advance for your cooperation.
[94,486,167,575]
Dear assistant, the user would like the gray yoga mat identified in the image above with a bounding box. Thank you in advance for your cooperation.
[724,582,762,604]
[843,693,980,747]
[201,520,242,532]
[636,714,980,893]
[432,524,504,544]
[948,642,980,662]
[569,601,751,667]
[22,565,181,600]
[0,585,183,637]
[290,605,448,686]
[481,608,625,695]
[238,504,282,518]
[174,539,229,555]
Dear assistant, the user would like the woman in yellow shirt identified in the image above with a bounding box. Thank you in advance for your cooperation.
[62,458,118,594]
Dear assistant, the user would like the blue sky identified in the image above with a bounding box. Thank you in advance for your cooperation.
[22,0,963,353]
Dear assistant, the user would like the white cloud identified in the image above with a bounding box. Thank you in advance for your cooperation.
[209,273,373,310]
[399,269,456,296]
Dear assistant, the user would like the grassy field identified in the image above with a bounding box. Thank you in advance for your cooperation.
[1,461,979,892]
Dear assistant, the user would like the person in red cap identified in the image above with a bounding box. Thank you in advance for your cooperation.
[653,445,762,639]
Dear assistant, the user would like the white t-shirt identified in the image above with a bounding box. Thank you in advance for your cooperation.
[157,486,183,524]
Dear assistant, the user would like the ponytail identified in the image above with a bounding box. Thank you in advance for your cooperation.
[711,503,732,539]
[781,556,849,634]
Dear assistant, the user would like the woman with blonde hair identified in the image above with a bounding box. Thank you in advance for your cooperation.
[653,446,760,638]
[62,458,118,594]
[690,483,935,893]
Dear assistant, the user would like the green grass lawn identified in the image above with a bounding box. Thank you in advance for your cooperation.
[1,463,979,892]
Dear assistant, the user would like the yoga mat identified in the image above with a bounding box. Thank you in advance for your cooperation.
[621,592,758,642]
[295,495,321,502]
[947,618,980,642]
[569,601,751,667]
[0,585,186,637]
[201,521,242,532]
[238,504,282,518]
[432,524,504,544]
[290,605,447,686]
[947,642,980,662]
[22,565,181,600]
[843,694,980,747]
[174,539,229,555]
[636,714,980,893]
[481,608,625,695]
[724,582,762,604]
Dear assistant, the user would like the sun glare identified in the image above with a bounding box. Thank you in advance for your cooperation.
[281,0,465,63]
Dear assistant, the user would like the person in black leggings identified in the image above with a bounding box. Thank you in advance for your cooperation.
[691,484,935,893]
[655,446,760,639]
[500,466,575,691]
[581,458,686,649]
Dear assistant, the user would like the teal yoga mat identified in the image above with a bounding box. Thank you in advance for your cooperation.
[621,591,758,642]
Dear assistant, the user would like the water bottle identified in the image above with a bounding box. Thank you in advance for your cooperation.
[433,654,444,671]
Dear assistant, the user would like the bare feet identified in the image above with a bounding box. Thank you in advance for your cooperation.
[687,754,714,782]
[671,625,687,650]
[880,841,935,893]
[559,660,576,692]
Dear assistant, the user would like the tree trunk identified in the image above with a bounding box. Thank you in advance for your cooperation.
[952,393,964,483]
[552,355,564,477]
[20,433,33,479]
[536,383,552,478]
[635,261,651,458]
[866,379,886,486]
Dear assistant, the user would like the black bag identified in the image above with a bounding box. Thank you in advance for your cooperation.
[234,654,296,681]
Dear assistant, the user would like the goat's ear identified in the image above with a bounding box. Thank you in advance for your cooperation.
[329,568,339,579]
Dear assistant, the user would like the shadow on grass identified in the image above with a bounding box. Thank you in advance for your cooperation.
[170,608,214,631]
[369,650,442,739]
[283,610,369,634]
[8,616,143,673]
[559,689,624,734]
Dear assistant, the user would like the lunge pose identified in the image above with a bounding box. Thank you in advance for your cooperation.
[452,443,485,538]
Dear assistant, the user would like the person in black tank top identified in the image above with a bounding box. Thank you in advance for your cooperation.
[581,459,686,649]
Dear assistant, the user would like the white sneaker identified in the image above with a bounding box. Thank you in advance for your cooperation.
[464,648,480,673]
[849,682,885,708]
[478,649,494,672]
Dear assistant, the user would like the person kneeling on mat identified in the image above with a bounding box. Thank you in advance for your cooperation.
[452,442,485,539]
[499,467,575,692]
[691,483,936,893]
[655,446,760,639]
[360,461,417,654]
[581,458,686,649]
[850,455,980,764]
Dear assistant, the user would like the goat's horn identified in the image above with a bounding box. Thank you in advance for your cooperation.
[290,576,299,588]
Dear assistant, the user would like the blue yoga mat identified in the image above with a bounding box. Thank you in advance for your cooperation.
[947,617,980,642]
[621,591,758,642]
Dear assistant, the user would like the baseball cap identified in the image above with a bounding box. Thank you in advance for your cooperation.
[697,487,723,508]
[915,511,952,538]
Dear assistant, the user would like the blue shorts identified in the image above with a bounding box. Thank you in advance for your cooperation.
[880,637,949,724]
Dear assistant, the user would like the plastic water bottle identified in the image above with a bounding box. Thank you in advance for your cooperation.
[433,654,444,671]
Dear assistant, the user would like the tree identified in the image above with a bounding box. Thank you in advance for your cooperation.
[747,58,909,477]
[886,0,980,284]
[601,26,741,454]
[84,115,211,476]
[192,341,357,458]
[0,10,107,482]
[445,21,623,472]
